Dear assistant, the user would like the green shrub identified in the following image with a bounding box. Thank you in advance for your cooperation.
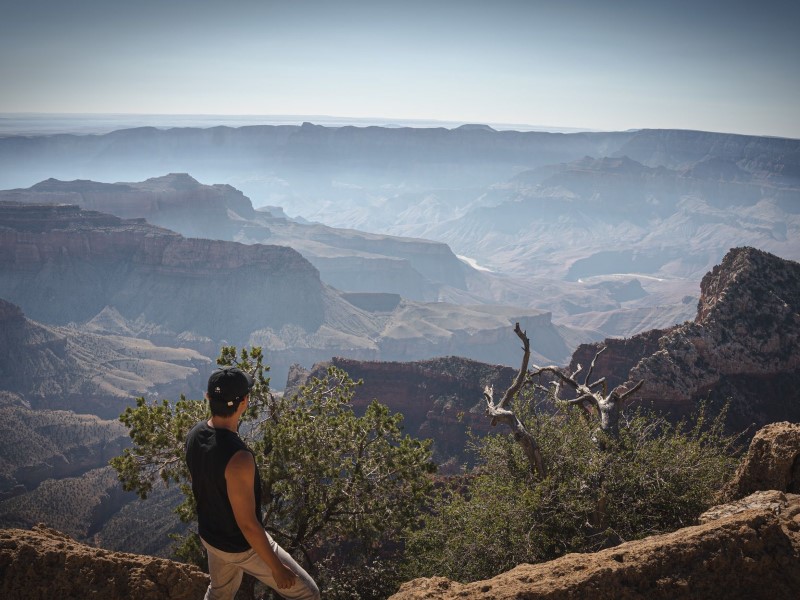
[404,394,740,583]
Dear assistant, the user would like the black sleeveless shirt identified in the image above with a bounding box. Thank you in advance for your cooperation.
[185,421,263,552]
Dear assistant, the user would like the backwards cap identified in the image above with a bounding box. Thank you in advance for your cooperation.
[207,366,254,407]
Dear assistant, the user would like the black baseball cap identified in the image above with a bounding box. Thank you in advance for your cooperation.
[207,366,255,406]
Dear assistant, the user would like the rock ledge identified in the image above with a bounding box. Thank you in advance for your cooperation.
[0,524,207,600]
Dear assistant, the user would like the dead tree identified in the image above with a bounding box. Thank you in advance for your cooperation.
[483,323,546,479]
[532,347,643,441]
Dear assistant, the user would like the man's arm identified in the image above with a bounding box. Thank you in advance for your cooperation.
[226,450,297,590]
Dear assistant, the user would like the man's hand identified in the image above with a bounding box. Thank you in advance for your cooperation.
[272,561,297,589]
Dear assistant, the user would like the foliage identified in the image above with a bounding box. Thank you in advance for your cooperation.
[315,554,407,600]
[111,346,436,587]
[404,391,740,583]
[254,365,436,560]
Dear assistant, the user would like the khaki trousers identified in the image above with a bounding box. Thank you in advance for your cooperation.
[201,533,320,600]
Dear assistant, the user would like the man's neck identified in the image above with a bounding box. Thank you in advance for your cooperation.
[208,415,239,433]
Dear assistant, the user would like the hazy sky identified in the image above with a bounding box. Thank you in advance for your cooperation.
[1,0,798,137]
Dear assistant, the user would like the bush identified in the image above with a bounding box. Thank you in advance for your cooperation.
[404,394,740,583]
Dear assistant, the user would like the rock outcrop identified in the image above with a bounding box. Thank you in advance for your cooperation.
[721,421,800,501]
[0,524,207,600]
[568,247,800,429]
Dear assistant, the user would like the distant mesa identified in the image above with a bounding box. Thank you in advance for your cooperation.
[454,123,496,132]
[3,173,257,239]
[0,175,473,301]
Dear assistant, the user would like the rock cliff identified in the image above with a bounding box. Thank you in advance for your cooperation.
[0,201,326,341]
[568,247,800,429]
[288,356,517,468]
[720,422,800,501]
[391,493,800,599]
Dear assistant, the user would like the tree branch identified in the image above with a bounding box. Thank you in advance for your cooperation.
[584,346,607,386]
[497,322,531,411]
[617,380,644,402]
[589,377,606,390]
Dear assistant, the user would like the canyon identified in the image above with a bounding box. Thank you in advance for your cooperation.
[1,210,798,561]
[3,124,797,340]
[0,123,798,587]
[0,200,571,391]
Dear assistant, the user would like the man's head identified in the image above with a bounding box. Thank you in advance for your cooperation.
[206,366,254,417]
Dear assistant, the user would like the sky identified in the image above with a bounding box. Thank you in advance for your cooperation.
[1,0,798,138]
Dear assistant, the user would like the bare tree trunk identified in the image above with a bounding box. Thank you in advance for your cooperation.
[484,323,547,479]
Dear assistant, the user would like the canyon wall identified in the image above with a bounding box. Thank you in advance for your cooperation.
[569,247,800,429]
[289,356,518,469]
[0,202,326,341]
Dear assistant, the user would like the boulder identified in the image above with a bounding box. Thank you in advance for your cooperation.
[721,421,800,501]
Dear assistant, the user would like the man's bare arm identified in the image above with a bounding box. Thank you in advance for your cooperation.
[226,450,297,590]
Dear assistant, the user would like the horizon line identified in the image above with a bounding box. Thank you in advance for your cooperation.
[1,113,797,141]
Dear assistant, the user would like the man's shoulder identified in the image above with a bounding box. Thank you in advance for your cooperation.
[187,419,209,437]
[225,447,256,480]
[185,420,211,449]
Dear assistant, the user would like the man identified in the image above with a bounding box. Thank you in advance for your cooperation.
[185,366,320,600]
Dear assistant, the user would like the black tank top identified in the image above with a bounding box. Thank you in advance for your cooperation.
[185,421,263,552]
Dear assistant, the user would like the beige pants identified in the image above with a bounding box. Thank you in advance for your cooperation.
[201,533,320,600]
